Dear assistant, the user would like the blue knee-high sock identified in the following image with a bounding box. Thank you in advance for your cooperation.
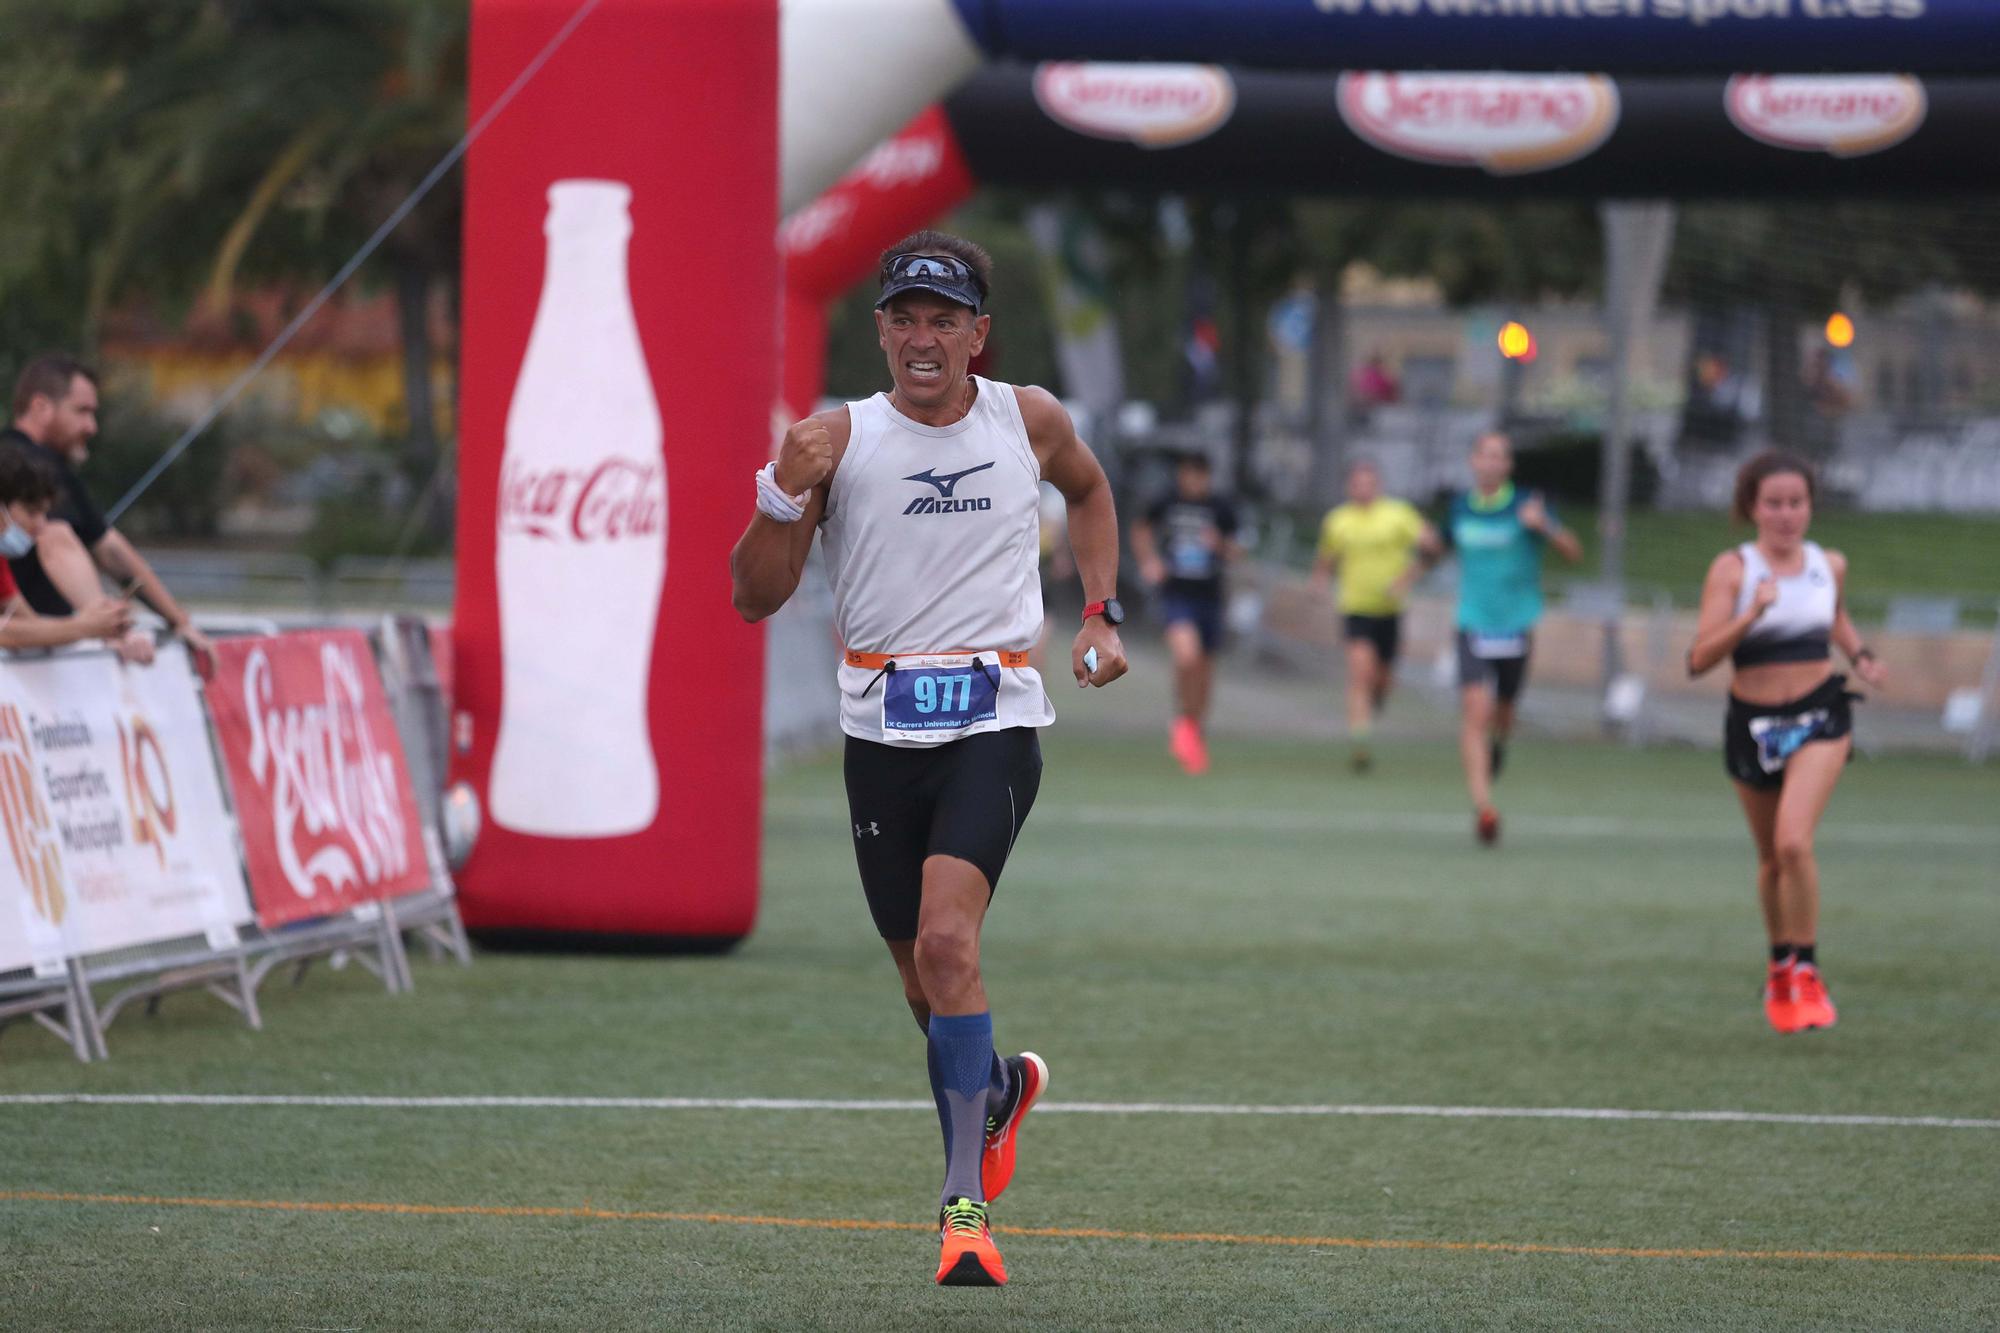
[917,1014,1007,1104]
[926,1011,993,1208]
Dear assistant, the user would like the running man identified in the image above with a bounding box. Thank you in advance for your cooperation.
[1687,451,1886,1034]
[1412,432,1581,844]
[1310,458,1430,772]
[1131,451,1241,774]
[730,232,1128,1287]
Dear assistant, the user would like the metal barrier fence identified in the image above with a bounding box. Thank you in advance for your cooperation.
[749,554,1999,764]
[0,616,468,1065]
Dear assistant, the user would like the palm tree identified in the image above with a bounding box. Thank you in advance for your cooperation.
[0,0,466,495]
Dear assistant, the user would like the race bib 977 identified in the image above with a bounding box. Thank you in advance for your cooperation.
[883,666,999,736]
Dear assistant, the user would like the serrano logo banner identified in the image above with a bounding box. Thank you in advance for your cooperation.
[1034,63,1236,148]
[206,632,430,927]
[1725,75,1928,158]
[1337,72,1621,175]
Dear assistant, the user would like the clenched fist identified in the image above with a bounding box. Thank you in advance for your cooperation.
[775,418,834,495]
[1749,577,1779,617]
[1518,493,1549,533]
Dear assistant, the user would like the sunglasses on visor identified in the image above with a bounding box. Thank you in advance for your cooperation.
[878,252,984,311]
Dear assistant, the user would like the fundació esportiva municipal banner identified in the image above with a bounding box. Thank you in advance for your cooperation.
[0,644,250,971]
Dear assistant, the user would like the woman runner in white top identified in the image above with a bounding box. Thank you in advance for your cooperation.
[1687,451,1888,1035]
[730,232,1127,1288]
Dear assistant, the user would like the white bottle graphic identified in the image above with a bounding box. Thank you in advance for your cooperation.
[490,180,665,838]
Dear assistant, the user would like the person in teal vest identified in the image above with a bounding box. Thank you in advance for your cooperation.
[1413,432,1581,845]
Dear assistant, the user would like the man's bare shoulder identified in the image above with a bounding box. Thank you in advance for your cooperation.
[1007,384,1073,444]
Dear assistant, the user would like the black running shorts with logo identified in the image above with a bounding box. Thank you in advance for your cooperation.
[1724,673,1856,791]
[1455,629,1532,702]
[1343,613,1402,665]
[842,726,1044,940]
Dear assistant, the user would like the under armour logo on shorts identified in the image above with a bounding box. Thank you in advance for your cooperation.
[854,821,880,838]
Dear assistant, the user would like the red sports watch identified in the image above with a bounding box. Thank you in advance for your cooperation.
[1081,598,1126,627]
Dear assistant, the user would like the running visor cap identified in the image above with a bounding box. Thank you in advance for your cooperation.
[876,252,984,314]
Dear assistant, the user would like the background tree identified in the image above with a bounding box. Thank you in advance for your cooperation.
[0,0,465,533]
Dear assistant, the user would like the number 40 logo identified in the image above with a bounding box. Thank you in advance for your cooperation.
[119,716,177,869]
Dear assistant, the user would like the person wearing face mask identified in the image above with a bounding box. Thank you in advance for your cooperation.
[0,448,131,650]
[1687,451,1888,1036]
[3,355,215,671]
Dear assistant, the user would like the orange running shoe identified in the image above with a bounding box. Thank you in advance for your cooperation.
[1791,963,1838,1032]
[935,1197,1006,1286]
[982,1051,1049,1202]
[1475,806,1501,846]
[1763,959,1804,1034]
[1170,717,1207,774]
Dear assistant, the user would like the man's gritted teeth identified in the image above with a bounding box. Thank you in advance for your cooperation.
[905,359,944,384]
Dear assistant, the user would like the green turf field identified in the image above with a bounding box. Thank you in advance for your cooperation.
[3,732,1997,1330]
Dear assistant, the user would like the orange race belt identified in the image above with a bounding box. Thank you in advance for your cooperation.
[844,648,1033,670]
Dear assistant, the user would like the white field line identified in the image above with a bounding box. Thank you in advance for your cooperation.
[1,1093,1994,1130]
[769,798,1999,848]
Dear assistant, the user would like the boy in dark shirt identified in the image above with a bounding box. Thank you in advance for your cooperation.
[1132,453,1242,774]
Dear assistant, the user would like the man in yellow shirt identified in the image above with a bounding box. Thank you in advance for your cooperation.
[1311,459,1433,771]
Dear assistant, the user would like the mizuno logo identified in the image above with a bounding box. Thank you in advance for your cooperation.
[903,496,993,515]
[903,461,995,498]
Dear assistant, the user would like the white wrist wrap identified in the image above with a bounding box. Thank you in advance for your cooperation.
[755,461,808,523]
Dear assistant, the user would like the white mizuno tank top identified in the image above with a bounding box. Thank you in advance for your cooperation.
[820,378,1054,745]
[1733,540,1835,668]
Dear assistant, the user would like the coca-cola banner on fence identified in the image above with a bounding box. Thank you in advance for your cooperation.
[0,645,250,966]
[453,0,773,940]
[205,632,430,928]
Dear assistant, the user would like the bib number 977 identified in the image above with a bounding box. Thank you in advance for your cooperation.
[884,666,998,735]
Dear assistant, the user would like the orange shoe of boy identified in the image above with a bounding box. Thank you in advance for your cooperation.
[1170,717,1208,774]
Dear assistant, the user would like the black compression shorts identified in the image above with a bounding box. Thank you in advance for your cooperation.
[1455,630,1533,703]
[1343,613,1401,665]
[842,727,1044,940]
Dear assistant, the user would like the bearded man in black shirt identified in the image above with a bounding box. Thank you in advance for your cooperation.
[4,355,216,671]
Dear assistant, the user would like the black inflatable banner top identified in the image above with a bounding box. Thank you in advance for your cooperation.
[950,0,2000,76]
[946,66,2000,196]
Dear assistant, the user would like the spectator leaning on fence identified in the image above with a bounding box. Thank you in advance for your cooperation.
[4,354,216,671]
[0,447,131,650]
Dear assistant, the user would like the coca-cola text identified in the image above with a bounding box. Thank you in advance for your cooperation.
[499,457,665,542]
[242,642,412,904]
